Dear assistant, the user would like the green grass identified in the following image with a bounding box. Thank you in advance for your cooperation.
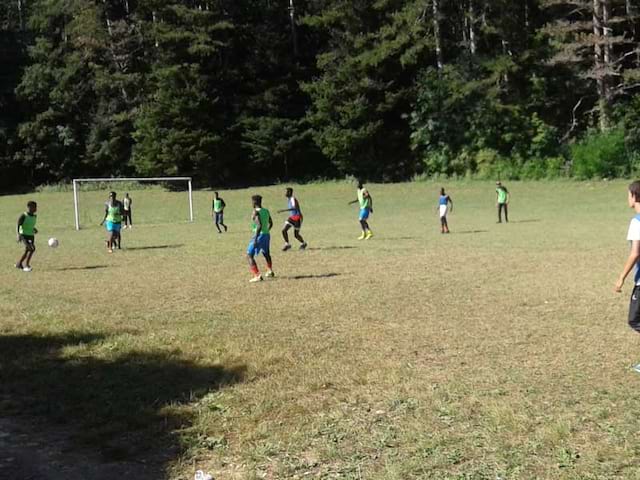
[1,180,640,479]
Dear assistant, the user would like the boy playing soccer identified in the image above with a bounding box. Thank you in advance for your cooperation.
[615,181,640,372]
[348,181,373,240]
[212,192,228,233]
[278,187,307,251]
[100,191,124,253]
[123,193,133,229]
[496,181,510,223]
[16,201,38,272]
[438,188,453,234]
[247,195,275,283]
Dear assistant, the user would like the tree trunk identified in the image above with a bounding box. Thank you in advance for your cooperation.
[593,0,610,131]
[289,0,299,57]
[469,0,477,55]
[433,0,444,69]
[17,0,23,30]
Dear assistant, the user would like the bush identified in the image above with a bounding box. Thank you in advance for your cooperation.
[570,128,629,179]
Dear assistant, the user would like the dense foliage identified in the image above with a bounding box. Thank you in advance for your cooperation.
[3,0,640,188]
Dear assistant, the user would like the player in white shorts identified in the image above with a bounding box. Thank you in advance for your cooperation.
[437,187,453,234]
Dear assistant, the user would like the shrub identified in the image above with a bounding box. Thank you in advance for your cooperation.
[570,128,628,179]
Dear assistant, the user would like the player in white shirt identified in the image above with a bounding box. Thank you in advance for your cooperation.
[615,181,640,373]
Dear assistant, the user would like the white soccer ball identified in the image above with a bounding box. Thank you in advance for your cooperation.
[48,237,59,248]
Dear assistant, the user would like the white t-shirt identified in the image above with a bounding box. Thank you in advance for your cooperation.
[627,216,640,284]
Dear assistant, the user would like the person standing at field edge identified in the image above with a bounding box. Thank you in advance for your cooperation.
[349,181,373,240]
[212,191,228,233]
[247,195,274,283]
[15,201,38,272]
[615,181,640,373]
[123,193,133,229]
[496,181,510,223]
[438,188,453,234]
[278,187,307,251]
[100,191,124,253]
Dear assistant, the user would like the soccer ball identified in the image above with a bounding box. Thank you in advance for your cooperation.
[48,237,59,248]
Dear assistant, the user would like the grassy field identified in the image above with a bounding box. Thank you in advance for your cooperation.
[1,180,640,479]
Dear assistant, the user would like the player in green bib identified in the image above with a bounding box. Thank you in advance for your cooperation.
[348,181,373,240]
[212,192,228,233]
[247,195,274,282]
[496,181,510,223]
[100,191,124,253]
[16,201,38,272]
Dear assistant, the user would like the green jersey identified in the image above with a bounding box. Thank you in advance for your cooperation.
[213,198,224,213]
[106,201,123,223]
[19,212,37,236]
[496,187,508,204]
[252,208,271,235]
[357,188,370,209]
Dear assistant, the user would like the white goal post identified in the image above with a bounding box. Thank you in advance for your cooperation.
[72,177,194,230]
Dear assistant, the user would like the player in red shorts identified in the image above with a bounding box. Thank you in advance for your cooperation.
[278,187,308,251]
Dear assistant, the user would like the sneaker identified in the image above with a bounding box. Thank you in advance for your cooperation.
[357,233,366,240]
[365,231,373,240]
[265,270,275,278]
[299,242,308,250]
[108,249,113,254]
[282,244,292,251]
[249,275,263,283]
[22,266,32,272]
[15,263,23,270]
[633,363,640,374]
[223,225,228,232]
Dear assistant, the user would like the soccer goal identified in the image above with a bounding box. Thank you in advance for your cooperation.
[72,177,194,230]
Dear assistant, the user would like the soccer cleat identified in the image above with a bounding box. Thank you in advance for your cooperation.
[249,275,263,283]
[265,270,275,278]
[22,266,32,272]
[633,363,640,374]
[299,242,308,250]
[365,231,373,240]
[282,244,292,251]
[223,225,228,232]
[357,233,366,240]
[108,248,113,254]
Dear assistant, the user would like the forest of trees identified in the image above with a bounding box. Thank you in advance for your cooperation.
[3,0,640,189]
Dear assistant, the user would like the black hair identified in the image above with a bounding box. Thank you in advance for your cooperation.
[440,188,446,196]
[252,195,262,207]
[27,201,37,209]
[629,181,640,202]
[109,191,117,197]
[286,187,293,194]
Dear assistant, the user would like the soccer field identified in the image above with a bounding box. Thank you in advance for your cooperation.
[0,180,638,479]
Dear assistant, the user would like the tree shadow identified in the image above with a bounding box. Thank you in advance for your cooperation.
[306,246,356,251]
[284,273,342,280]
[125,244,184,251]
[53,265,109,271]
[0,332,245,478]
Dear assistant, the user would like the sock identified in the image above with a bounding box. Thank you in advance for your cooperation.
[267,262,273,271]
[250,265,260,276]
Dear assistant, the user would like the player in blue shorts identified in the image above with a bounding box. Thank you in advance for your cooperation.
[348,181,373,240]
[247,195,275,283]
[100,191,124,253]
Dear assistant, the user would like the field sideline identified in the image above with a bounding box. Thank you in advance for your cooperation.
[1,180,639,480]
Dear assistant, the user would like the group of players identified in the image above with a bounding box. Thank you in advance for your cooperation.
[14,181,510,281]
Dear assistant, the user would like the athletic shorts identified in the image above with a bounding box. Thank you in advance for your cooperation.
[285,214,302,230]
[21,235,35,249]
[214,212,224,224]
[439,205,448,218]
[106,221,122,233]
[629,285,640,333]
[359,208,370,221]
[247,234,270,256]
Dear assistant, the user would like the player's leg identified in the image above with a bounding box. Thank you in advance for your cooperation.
[247,239,262,282]
[282,223,292,251]
[215,213,222,233]
[262,235,274,277]
[128,210,133,228]
[220,213,227,232]
[504,204,509,223]
[497,204,503,223]
[629,285,640,372]
[24,240,35,268]
[294,227,306,249]
[443,216,450,233]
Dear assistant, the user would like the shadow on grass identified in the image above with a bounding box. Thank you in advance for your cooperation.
[284,273,342,280]
[306,246,356,251]
[125,244,184,251]
[0,332,245,476]
[454,230,489,235]
[53,265,109,271]
[509,219,542,224]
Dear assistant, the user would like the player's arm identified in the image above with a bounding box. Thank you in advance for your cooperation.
[348,199,358,205]
[616,240,640,292]
[366,191,373,212]
[506,190,510,204]
[221,199,226,210]
[253,211,261,241]
[100,205,108,225]
[16,214,25,242]
[448,196,453,213]
[268,215,274,232]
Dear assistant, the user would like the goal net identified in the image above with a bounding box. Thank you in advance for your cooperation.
[72,177,194,230]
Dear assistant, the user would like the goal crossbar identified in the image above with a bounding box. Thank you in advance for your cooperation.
[72,177,194,230]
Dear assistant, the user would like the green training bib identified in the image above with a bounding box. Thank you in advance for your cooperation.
[20,213,37,235]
